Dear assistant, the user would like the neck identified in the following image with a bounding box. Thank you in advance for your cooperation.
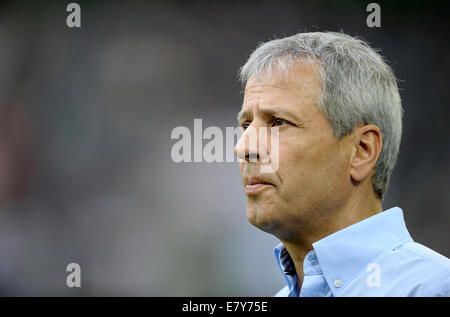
[279,189,382,293]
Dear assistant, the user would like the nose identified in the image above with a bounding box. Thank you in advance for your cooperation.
[234,124,262,162]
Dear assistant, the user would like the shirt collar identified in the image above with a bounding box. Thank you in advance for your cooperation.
[274,207,413,296]
[274,243,299,296]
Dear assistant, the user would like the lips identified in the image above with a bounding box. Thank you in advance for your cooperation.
[244,177,274,195]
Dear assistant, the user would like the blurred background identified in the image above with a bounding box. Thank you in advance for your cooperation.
[0,0,449,296]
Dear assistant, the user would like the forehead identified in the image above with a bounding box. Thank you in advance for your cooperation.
[239,60,322,120]
[245,60,322,92]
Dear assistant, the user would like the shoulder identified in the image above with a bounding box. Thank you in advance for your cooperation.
[376,241,450,296]
[399,241,450,275]
[342,241,450,297]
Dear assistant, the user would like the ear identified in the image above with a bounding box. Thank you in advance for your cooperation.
[350,125,382,183]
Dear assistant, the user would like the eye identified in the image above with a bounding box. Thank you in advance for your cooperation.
[241,122,251,130]
[270,117,290,127]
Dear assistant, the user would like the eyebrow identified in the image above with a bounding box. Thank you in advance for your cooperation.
[236,106,302,125]
[236,109,248,124]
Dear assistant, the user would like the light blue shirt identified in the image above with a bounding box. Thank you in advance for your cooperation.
[274,207,450,297]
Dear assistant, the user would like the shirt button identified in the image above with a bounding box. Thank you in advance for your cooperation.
[333,279,342,288]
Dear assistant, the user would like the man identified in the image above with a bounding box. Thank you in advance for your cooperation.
[234,32,450,296]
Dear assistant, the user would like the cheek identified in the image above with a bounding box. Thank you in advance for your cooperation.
[276,140,308,191]
[277,136,340,190]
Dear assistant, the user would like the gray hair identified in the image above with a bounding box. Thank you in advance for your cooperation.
[239,32,403,200]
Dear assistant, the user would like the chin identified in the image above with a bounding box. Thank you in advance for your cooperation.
[246,203,279,233]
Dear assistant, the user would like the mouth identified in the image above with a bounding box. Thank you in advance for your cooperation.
[244,177,275,195]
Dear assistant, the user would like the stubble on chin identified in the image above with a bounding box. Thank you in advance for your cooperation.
[245,197,283,234]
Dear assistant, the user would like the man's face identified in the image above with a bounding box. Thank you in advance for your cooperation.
[235,61,353,240]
